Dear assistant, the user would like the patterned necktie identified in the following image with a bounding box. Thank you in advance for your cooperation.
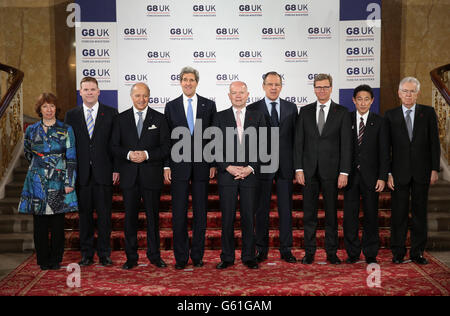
[270,102,279,127]
[236,109,243,143]
[86,108,94,138]
[137,111,143,138]
[187,98,194,135]
[318,104,325,135]
[405,109,413,141]
[358,117,365,146]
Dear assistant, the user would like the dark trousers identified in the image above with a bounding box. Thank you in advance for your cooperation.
[219,184,257,263]
[343,171,380,258]
[303,172,339,256]
[122,182,161,263]
[255,176,293,255]
[171,180,208,265]
[33,213,65,266]
[77,171,112,259]
[390,179,429,258]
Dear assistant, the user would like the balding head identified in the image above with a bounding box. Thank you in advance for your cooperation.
[228,81,249,109]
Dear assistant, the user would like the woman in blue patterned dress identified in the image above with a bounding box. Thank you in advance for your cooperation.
[18,93,78,270]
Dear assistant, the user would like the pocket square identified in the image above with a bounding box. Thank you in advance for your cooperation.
[148,125,157,130]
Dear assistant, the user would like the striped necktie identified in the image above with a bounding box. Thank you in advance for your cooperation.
[358,117,365,146]
[86,108,94,138]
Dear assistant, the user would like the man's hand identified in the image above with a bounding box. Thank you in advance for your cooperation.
[236,166,253,180]
[375,179,385,192]
[295,170,305,186]
[209,167,217,179]
[130,151,147,163]
[113,172,120,185]
[338,174,348,189]
[65,187,74,194]
[164,168,171,184]
[430,170,439,185]
[387,174,395,191]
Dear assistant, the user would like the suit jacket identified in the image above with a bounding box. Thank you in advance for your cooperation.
[213,107,266,187]
[348,111,390,188]
[64,103,118,186]
[247,98,298,180]
[294,101,352,180]
[111,106,170,190]
[384,104,440,185]
[164,94,217,181]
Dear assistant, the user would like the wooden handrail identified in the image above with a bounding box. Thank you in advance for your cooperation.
[430,64,450,105]
[0,63,24,118]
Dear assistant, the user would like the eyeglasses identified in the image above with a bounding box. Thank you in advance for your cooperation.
[400,89,418,95]
[314,86,331,91]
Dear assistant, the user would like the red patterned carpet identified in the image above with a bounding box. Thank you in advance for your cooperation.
[1,249,449,296]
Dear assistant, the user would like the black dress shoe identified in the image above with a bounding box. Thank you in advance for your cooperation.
[243,260,259,269]
[79,257,94,266]
[99,257,113,266]
[392,255,404,264]
[122,261,138,270]
[49,263,61,270]
[281,253,297,263]
[150,258,167,268]
[40,265,50,271]
[175,262,187,270]
[193,260,204,267]
[216,261,234,269]
[365,257,378,264]
[327,255,342,265]
[256,252,268,263]
[411,256,428,265]
[302,254,314,264]
[345,256,360,264]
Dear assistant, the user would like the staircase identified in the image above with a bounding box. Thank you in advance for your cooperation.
[0,156,33,252]
[1,158,449,253]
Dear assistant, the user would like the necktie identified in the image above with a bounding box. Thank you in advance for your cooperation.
[270,102,279,127]
[236,109,243,143]
[358,117,365,146]
[318,104,325,135]
[187,98,194,135]
[405,109,413,141]
[86,108,94,138]
[137,111,143,138]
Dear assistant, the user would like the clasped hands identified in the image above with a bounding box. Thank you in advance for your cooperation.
[226,165,253,180]
[129,151,147,163]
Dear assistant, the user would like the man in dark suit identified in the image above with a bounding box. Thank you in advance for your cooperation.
[164,67,217,270]
[214,81,266,270]
[343,85,389,264]
[247,71,298,263]
[111,82,170,270]
[294,73,352,265]
[65,76,119,267]
[385,77,440,265]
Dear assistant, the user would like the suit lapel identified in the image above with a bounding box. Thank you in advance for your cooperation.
[76,106,91,140]
[196,94,206,123]
[279,99,288,126]
[91,104,106,140]
[397,106,411,142]
[411,104,423,142]
[321,101,337,136]
[175,96,189,129]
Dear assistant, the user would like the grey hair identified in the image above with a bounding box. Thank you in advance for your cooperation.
[130,82,150,95]
[399,77,420,92]
[180,66,199,82]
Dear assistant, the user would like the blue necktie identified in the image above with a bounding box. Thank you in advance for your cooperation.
[187,98,194,135]
[86,108,94,138]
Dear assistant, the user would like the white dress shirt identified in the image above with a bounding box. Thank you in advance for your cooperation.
[231,106,254,174]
